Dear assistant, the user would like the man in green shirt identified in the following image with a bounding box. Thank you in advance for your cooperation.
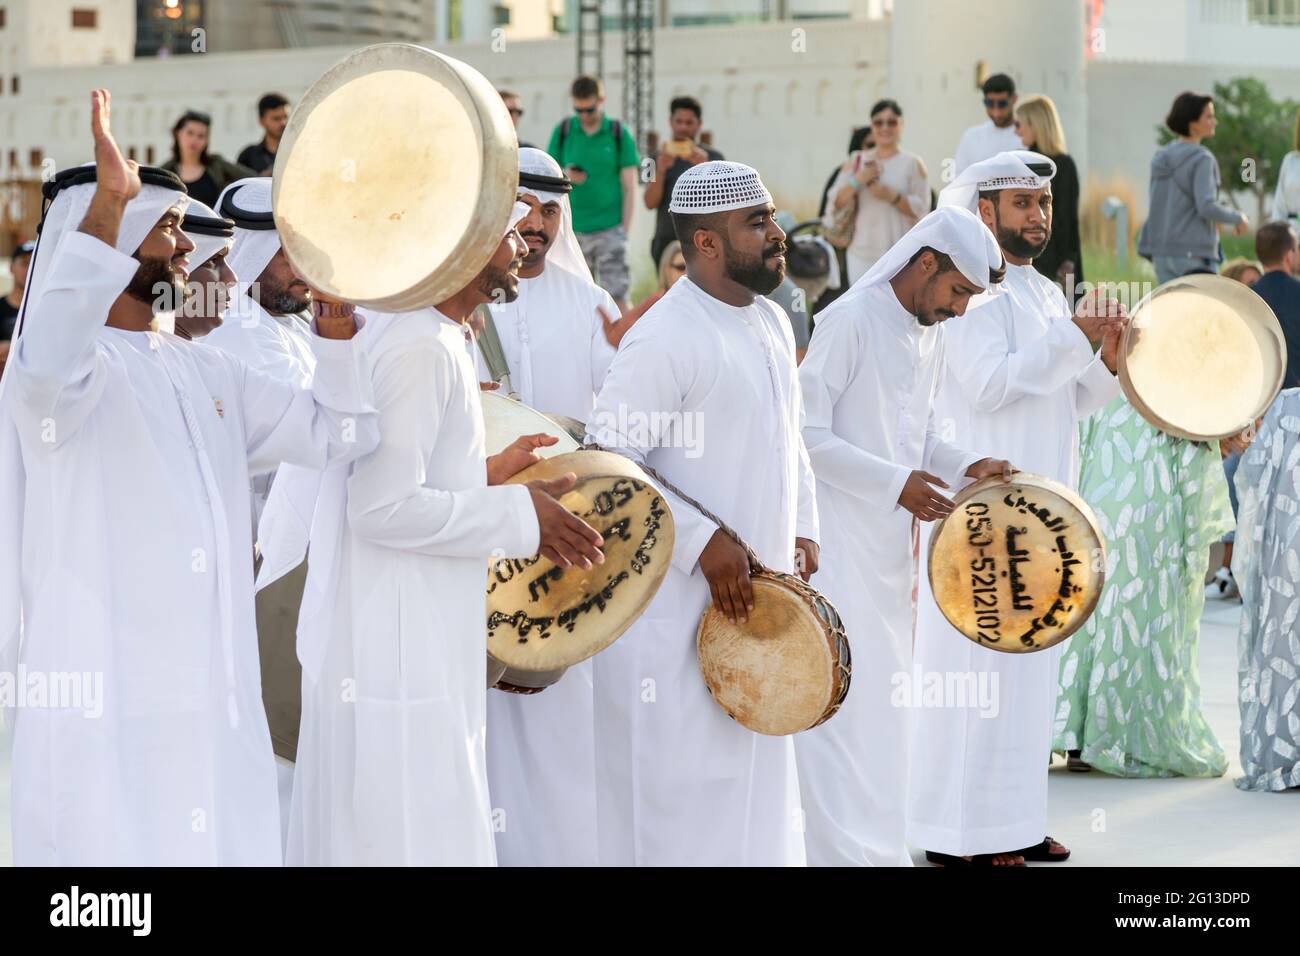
[547,75,640,311]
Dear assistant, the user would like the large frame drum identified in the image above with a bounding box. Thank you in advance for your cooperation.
[273,42,519,311]
[927,474,1106,654]
[1119,273,1286,441]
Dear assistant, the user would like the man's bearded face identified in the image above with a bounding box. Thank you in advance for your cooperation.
[517,193,561,268]
[989,188,1052,261]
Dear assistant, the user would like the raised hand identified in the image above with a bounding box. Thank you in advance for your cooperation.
[526,474,605,570]
[1072,289,1126,344]
[89,89,140,202]
[598,303,638,349]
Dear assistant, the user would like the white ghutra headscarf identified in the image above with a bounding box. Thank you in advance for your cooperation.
[516,147,591,282]
[824,204,1005,314]
[938,150,1057,215]
[0,164,189,686]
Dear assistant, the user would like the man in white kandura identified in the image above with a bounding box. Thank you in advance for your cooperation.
[481,148,620,867]
[204,177,319,527]
[283,206,605,866]
[795,205,1014,867]
[585,161,820,866]
[908,151,1125,868]
[0,90,378,866]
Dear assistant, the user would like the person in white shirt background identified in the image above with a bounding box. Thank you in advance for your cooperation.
[954,74,1025,174]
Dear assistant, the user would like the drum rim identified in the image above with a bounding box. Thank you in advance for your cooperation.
[1118,273,1286,442]
[696,574,850,735]
[926,472,1106,654]
[272,42,520,311]
[486,450,676,671]
[480,391,582,457]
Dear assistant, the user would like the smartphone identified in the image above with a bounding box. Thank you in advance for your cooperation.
[664,139,693,159]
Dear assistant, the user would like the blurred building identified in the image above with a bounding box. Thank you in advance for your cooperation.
[1,0,1299,253]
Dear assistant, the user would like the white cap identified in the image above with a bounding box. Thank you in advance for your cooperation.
[939,150,1057,214]
[669,160,773,214]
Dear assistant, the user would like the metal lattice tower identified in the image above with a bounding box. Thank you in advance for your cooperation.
[576,0,604,80]
[621,0,655,157]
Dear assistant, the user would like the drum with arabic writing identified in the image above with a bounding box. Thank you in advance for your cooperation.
[927,474,1106,654]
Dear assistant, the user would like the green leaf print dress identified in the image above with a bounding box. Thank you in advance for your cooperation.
[1054,396,1232,778]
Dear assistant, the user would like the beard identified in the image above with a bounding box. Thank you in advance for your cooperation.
[126,254,186,313]
[519,229,552,267]
[723,239,786,295]
[994,208,1050,260]
[259,275,312,315]
[476,260,520,304]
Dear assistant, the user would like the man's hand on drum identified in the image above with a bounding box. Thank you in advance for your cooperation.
[1072,289,1128,348]
[525,473,605,571]
[966,457,1016,482]
[898,470,955,521]
[794,537,819,583]
[487,433,558,485]
[699,529,753,624]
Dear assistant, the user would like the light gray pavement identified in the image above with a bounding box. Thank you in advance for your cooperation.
[908,599,1300,866]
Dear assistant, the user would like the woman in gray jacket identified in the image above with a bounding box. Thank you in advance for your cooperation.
[1138,92,1249,284]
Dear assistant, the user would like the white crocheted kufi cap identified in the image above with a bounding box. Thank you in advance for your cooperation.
[668,160,773,214]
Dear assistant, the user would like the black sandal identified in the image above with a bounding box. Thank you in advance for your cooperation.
[1014,836,1071,862]
[1066,750,1092,772]
[925,850,1026,868]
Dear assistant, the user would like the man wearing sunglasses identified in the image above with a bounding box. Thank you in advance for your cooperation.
[953,74,1023,174]
[547,75,640,312]
[498,89,534,149]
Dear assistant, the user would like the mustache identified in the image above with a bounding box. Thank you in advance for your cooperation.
[764,242,787,258]
[520,229,550,242]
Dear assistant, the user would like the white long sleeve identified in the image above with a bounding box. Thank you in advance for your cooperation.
[346,342,538,560]
[1074,350,1121,420]
[240,324,378,476]
[945,293,1095,413]
[8,232,137,443]
[799,312,913,510]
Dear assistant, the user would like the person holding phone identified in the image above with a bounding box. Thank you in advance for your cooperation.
[643,96,724,267]
[547,75,641,312]
[828,99,930,283]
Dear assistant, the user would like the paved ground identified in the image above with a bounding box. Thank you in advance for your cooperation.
[906,599,1300,867]
[2,600,1295,867]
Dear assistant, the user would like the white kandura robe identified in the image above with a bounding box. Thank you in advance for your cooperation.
[585,276,819,867]
[3,232,377,865]
[287,308,540,867]
[907,263,1119,856]
[794,281,980,867]
[204,299,316,523]
[479,264,616,867]
[204,296,318,846]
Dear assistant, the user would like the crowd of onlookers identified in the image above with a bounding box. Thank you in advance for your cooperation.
[5,73,1300,391]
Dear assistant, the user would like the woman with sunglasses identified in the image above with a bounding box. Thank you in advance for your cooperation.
[162,110,258,208]
[827,99,930,283]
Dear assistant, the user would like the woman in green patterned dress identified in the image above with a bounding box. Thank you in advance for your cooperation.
[1053,395,1233,777]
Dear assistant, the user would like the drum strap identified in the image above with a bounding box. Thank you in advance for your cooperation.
[582,442,768,574]
[474,304,515,395]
